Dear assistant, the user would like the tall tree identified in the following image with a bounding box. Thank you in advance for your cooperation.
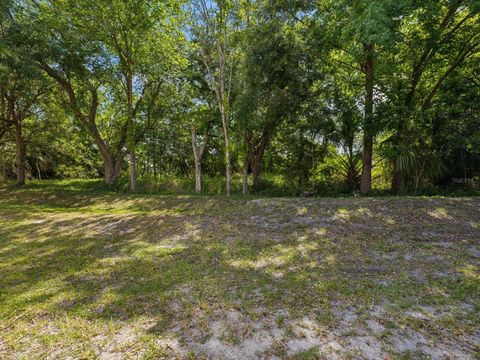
[70,0,186,191]
[31,0,185,187]
[192,0,237,195]
[320,0,409,194]
[0,0,49,185]
[387,0,480,192]
[237,1,310,192]
[31,2,125,185]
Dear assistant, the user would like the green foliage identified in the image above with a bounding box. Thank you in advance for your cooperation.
[0,0,478,196]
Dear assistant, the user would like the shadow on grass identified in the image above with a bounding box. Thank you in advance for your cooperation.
[0,188,479,357]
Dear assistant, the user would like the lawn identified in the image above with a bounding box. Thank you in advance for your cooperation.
[0,181,479,359]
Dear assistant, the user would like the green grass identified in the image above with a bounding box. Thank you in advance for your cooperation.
[0,181,479,359]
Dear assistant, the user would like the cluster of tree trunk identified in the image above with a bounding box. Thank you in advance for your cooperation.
[1,87,44,185]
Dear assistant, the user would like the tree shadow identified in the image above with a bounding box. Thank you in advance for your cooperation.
[0,191,479,357]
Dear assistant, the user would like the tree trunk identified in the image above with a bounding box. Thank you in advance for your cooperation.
[36,162,42,180]
[225,145,232,195]
[125,72,137,193]
[192,131,202,194]
[153,157,157,178]
[360,43,375,195]
[242,131,253,195]
[191,127,208,194]
[360,138,373,194]
[220,109,231,195]
[130,149,137,192]
[104,159,116,186]
[251,138,268,191]
[194,159,202,193]
[15,121,25,186]
[242,152,250,195]
[252,157,262,190]
[101,151,124,186]
[152,138,157,178]
[192,142,203,194]
[104,154,123,186]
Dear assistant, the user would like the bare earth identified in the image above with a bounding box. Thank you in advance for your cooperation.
[0,186,479,359]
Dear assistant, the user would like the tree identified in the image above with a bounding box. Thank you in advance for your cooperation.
[31,3,124,186]
[69,0,186,191]
[32,0,185,187]
[386,0,480,192]
[320,0,410,194]
[1,0,479,195]
[191,122,209,193]
[236,1,310,192]
[0,0,49,185]
[191,0,237,195]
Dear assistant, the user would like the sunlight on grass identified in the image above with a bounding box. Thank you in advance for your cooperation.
[428,207,452,220]
[296,206,308,215]
[229,244,299,270]
[1,186,479,358]
[334,208,350,221]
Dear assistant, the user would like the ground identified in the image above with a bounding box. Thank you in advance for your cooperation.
[0,182,479,359]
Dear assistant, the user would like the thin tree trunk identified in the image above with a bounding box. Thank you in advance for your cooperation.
[36,162,42,180]
[15,121,25,185]
[225,145,231,195]
[196,0,231,195]
[195,159,202,193]
[242,152,250,195]
[361,138,373,193]
[220,109,231,195]
[192,129,202,193]
[242,131,252,195]
[360,43,375,195]
[152,137,157,179]
[125,73,137,192]
[414,160,426,195]
[191,127,208,193]
[130,149,137,192]
[153,155,157,178]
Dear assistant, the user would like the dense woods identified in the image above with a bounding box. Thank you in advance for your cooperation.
[1,0,479,195]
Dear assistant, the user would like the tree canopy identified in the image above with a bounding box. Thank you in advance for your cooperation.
[1,0,479,195]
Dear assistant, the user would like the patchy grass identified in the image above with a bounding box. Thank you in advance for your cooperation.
[0,183,479,359]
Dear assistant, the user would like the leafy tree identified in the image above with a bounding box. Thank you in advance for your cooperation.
[191,0,238,195]
[385,0,480,192]
[0,0,50,185]
[67,0,186,191]
[236,2,310,192]
[1,0,478,195]
[31,0,185,187]
[319,0,411,193]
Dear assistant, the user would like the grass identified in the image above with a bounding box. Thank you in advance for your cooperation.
[16,175,480,197]
[0,180,479,359]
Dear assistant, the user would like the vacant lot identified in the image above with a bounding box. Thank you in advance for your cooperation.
[0,183,479,359]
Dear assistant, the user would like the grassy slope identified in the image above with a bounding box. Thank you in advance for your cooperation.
[0,181,479,359]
